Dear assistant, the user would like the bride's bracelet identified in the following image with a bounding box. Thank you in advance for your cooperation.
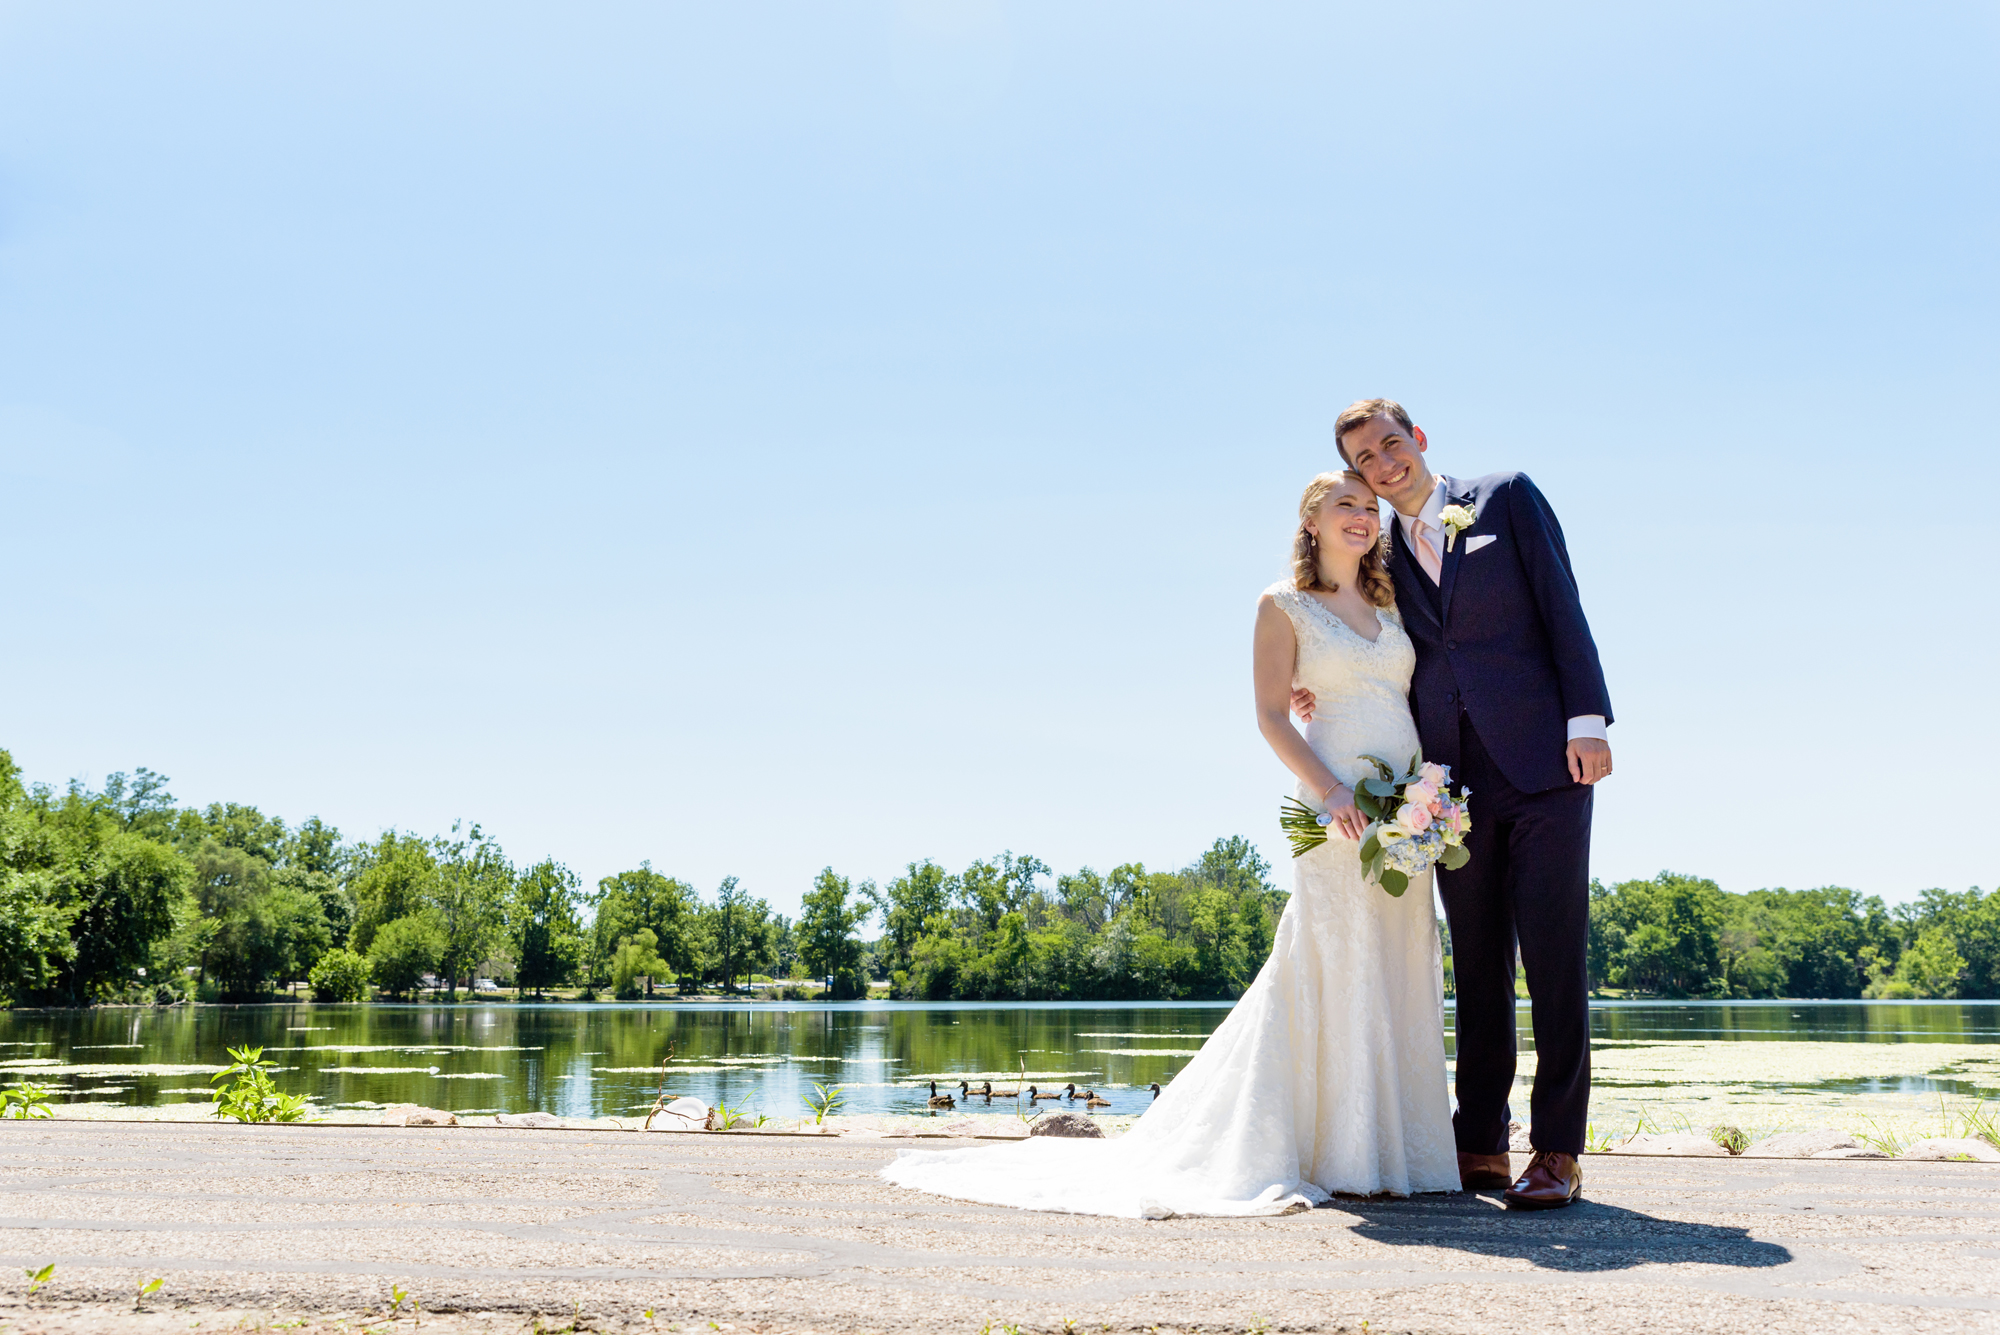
[1320,781,1347,807]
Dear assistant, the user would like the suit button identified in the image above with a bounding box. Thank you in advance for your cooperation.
[1444,692,1455,703]
[1446,639,1458,651]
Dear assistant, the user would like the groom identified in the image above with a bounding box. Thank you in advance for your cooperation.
[1296,399,1613,1210]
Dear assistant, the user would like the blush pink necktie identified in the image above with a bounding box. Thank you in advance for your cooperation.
[1411,520,1443,584]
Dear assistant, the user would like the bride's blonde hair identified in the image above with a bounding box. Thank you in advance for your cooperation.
[1293,471,1395,608]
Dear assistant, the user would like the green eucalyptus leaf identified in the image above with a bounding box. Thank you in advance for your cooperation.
[1441,844,1471,871]
[1357,754,1395,781]
[1379,868,1409,897]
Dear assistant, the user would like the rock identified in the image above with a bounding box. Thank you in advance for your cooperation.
[1900,1137,2000,1163]
[1029,1111,1104,1139]
[1508,1121,1533,1152]
[646,1096,711,1131]
[378,1106,457,1127]
[1742,1130,1862,1158]
[1608,1132,1729,1157]
[494,1111,563,1129]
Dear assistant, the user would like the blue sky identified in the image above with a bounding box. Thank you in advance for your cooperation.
[3,1,1995,919]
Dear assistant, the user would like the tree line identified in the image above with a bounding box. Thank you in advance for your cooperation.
[1,748,1994,1004]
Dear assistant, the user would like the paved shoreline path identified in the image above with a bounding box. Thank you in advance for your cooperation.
[1,1122,1995,1334]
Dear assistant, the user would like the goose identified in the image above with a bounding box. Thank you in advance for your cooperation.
[1149,1083,1162,1098]
[958,1080,975,1101]
[1085,1093,1112,1108]
[981,1081,1020,1099]
[1026,1085,1064,1101]
[927,1081,955,1109]
[1060,1082,1080,1099]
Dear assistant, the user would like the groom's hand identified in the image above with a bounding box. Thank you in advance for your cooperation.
[1290,687,1317,722]
[1567,737,1613,785]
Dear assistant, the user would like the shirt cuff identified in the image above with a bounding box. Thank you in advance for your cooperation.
[1566,715,1609,742]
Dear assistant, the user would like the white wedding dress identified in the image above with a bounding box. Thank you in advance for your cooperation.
[879,582,1460,1217]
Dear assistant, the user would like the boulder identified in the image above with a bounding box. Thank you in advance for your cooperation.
[1608,1132,1729,1157]
[1900,1137,2000,1163]
[1742,1130,1862,1158]
[379,1106,457,1127]
[494,1111,563,1129]
[1029,1111,1104,1139]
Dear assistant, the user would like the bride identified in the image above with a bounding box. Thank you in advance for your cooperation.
[879,471,1460,1217]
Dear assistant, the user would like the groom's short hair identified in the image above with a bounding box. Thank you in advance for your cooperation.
[1334,399,1415,462]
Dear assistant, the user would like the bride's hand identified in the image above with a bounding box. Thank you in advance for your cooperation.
[1291,687,1317,722]
[1321,784,1366,841]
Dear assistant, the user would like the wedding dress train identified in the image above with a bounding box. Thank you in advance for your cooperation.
[878,583,1460,1217]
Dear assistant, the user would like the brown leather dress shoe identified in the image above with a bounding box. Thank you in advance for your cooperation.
[1503,1150,1582,1210]
[1457,1151,1513,1191]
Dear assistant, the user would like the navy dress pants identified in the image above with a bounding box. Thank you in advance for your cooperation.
[1436,712,1595,1156]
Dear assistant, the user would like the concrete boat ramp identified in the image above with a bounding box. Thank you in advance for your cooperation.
[0,1120,1994,1334]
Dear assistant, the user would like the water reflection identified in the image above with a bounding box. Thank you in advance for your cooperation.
[0,1000,1993,1120]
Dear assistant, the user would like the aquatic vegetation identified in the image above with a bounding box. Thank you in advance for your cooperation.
[211,1046,313,1123]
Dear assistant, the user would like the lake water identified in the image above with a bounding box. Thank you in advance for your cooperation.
[5,1000,1997,1126]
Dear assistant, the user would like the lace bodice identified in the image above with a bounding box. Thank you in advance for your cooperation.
[1264,580,1422,791]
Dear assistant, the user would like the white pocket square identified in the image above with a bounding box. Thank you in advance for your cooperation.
[1464,534,1498,553]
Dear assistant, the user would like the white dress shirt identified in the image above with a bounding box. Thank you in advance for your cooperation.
[1396,475,1608,743]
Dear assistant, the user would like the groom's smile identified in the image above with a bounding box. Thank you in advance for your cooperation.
[1337,413,1435,517]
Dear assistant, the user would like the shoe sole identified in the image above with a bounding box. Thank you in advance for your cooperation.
[1461,1174,1512,1191]
[1502,1187,1582,1211]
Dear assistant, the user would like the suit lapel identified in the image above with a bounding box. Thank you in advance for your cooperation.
[1436,476,1477,626]
[1389,518,1442,628]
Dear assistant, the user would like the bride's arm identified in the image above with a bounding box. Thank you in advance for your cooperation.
[1254,596,1366,841]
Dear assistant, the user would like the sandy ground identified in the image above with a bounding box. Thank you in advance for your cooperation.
[0,1119,1996,1334]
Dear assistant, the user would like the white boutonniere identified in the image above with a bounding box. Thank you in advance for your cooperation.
[1438,503,1476,551]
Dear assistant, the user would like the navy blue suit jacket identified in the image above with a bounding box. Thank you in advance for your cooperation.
[1388,473,1612,796]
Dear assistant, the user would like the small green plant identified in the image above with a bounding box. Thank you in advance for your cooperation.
[710,1100,762,1130]
[802,1082,845,1125]
[1855,1115,1911,1158]
[2,1081,55,1119]
[1583,1122,1617,1154]
[211,1046,313,1124]
[1709,1124,1749,1155]
[1955,1098,2000,1149]
[137,1276,164,1310]
[24,1263,54,1297]
[1248,1315,1269,1335]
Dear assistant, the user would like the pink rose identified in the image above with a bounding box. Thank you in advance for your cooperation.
[1405,782,1439,809]
[1427,798,1444,816]
[1419,762,1449,789]
[1395,801,1433,834]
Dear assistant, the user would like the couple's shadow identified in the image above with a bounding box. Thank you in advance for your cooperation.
[1323,1191,1791,1273]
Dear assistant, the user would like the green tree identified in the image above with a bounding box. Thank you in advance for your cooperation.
[1893,926,1967,998]
[348,833,438,953]
[367,913,445,998]
[591,865,704,988]
[610,928,671,999]
[798,868,869,998]
[309,947,371,1002]
[429,824,512,996]
[511,859,584,997]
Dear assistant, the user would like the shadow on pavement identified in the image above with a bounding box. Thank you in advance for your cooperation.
[1331,1191,1793,1273]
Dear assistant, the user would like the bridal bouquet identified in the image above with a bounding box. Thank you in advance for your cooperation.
[1279,753,1472,897]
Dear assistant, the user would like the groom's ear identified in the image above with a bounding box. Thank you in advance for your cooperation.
[1412,426,1428,452]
